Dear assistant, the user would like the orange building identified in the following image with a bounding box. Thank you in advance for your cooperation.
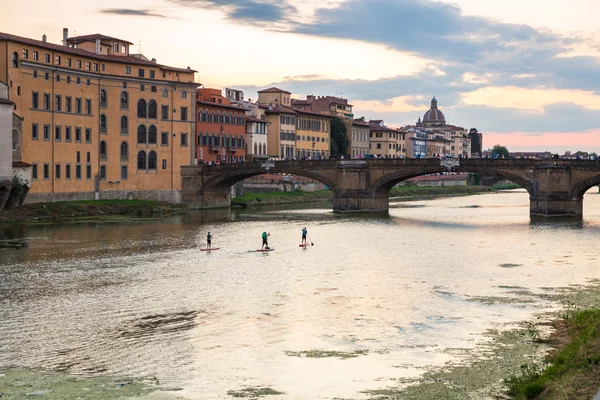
[195,88,246,164]
[0,29,198,203]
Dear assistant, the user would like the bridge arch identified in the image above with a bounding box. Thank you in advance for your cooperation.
[572,173,600,198]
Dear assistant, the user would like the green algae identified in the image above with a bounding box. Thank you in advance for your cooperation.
[226,387,284,398]
[0,369,158,399]
[285,349,368,359]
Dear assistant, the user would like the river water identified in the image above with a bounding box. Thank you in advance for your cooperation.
[2,189,600,399]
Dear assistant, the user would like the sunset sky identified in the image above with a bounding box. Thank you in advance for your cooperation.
[5,0,600,152]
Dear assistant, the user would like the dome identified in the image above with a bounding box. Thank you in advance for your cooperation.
[422,96,446,124]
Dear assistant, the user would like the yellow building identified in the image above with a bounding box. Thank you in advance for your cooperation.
[369,120,401,158]
[0,30,197,202]
[291,108,330,159]
[257,88,296,159]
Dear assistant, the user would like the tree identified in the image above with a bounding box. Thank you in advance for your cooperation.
[356,116,366,122]
[330,117,349,156]
[490,145,510,159]
[469,128,478,135]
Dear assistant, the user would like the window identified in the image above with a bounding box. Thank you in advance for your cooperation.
[93,63,98,72]
[31,123,38,140]
[43,163,49,180]
[148,151,157,170]
[100,114,107,132]
[32,164,38,180]
[121,165,128,180]
[55,55,61,65]
[33,70,38,79]
[180,133,188,147]
[44,53,50,63]
[76,60,82,69]
[122,44,127,53]
[138,69,144,78]
[86,78,90,86]
[140,84,145,92]
[43,125,50,141]
[100,165,106,180]
[162,89,168,98]
[101,64,105,71]
[85,62,90,71]
[100,141,107,160]
[66,76,71,84]
[85,99,92,115]
[87,151,91,163]
[66,164,71,180]
[114,43,119,53]
[123,82,127,89]
[180,107,188,121]
[75,98,82,114]
[137,151,146,169]
[137,125,147,144]
[162,159,167,170]
[100,89,107,107]
[120,116,128,133]
[148,100,157,119]
[55,95,61,111]
[66,96,72,113]
[66,58,72,67]
[75,127,82,142]
[43,93,50,110]
[32,92,39,109]
[181,91,187,99]
[85,128,92,143]
[77,77,81,85]
[55,164,61,179]
[126,66,131,74]
[55,126,61,141]
[120,141,128,161]
[161,132,168,146]
[65,126,71,142]
[151,86,157,93]
[150,70,155,79]
[22,49,28,59]
[76,165,82,180]
[45,72,49,80]
[120,91,128,109]
[12,52,18,67]
[147,126,157,144]
[86,165,91,180]
[161,105,168,120]
[33,51,38,61]
[136,99,146,118]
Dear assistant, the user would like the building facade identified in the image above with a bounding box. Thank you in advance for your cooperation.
[348,120,370,157]
[245,116,269,161]
[0,30,197,203]
[291,95,353,120]
[257,87,296,159]
[291,108,330,159]
[195,88,246,164]
[369,120,401,158]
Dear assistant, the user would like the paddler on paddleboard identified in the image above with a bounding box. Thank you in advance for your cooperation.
[262,231,270,250]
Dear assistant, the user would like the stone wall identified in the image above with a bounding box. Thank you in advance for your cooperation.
[24,190,182,204]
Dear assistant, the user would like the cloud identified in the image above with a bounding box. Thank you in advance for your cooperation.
[169,0,297,23]
[99,9,170,18]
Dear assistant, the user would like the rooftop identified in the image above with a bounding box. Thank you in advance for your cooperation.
[66,34,133,45]
[257,87,292,94]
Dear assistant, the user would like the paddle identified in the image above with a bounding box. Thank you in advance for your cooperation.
[307,234,314,246]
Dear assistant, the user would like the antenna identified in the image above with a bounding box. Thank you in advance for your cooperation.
[138,40,142,53]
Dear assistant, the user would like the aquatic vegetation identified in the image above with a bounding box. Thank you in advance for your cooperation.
[226,387,284,398]
[285,349,368,359]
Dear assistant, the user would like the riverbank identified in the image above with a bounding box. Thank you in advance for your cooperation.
[232,185,520,207]
[0,200,189,224]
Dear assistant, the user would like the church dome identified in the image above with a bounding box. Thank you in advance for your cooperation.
[423,96,446,124]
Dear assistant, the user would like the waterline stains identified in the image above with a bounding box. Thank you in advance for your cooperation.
[226,387,284,398]
[285,349,368,359]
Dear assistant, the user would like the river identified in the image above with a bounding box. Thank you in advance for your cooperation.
[2,189,600,399]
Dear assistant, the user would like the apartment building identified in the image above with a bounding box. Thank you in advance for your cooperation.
[291,108,330,159]
[368,120,401,158]
[0,29,197,202]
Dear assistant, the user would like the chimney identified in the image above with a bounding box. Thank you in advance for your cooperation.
[95,39,100,55]
[151,58,156,63]
[62,28,68,46]
[42,34,47,43]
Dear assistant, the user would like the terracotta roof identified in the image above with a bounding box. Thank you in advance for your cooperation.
[0,32,197,73]
[0,98,15,105]
[261,104,297,115]
[285,106,330,118]
[369,125,397,132]
[352,120,370,127]
[196,100,246,111]
[67,34,133,45]
[257,87,291,94]
[246,116,269,123]
[13,161,32,167]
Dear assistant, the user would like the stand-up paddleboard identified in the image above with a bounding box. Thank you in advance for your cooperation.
[299,244,310,248]
[201,248,220,252]
[257,248,275,252]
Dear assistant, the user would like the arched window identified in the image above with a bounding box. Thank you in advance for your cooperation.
[100,114,107,132]
[120,141,128,161]
[229,113,233,124]
[254,143,257,155]
[148,151,157,169]
[114,43,119,54]
[262,143,266,155]
[120,116,128,133]
[181,91,187,99]
[100,140,107,159]
[240,116,245,125]
[100,89,107,106]
[148,125,157,144]
[137,125,147,144]
[12,52,18,68]
[137,99,147,118]
[211,112,215,123]
[137,151,146,170]
[120,91,128,108]
[162,89,168,98]
[211,133,215,146]
[148,100,157,119]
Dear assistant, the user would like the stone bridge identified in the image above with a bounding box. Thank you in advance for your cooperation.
[181,159,600,218]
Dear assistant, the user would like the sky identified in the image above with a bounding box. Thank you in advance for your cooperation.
[5,0,600,152]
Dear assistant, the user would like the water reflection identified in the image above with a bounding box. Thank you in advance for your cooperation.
[2,189,600,399]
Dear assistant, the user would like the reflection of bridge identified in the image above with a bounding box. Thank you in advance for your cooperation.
[181,159,600,218]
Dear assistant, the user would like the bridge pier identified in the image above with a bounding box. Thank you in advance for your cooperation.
[332,192,389,213]
[530,196,582,218]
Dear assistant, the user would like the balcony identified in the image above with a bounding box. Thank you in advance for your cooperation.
[228,146,237,153]
[210,145,220,152]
